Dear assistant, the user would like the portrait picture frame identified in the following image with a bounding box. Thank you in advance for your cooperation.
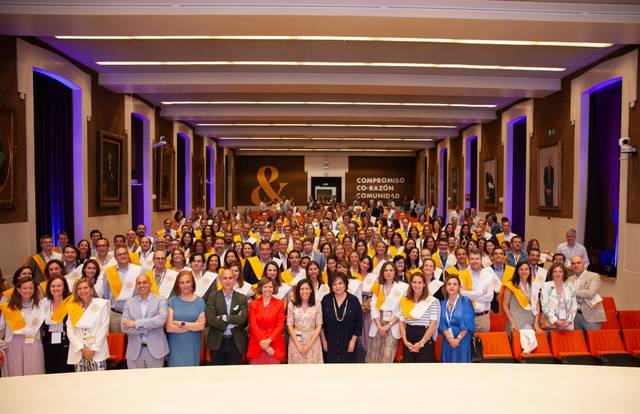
[538,141,562,210]
[483,158,497,208]
[0,103,16,208]
[97,130,124,208]
[155,145,175,211]
[451,166,459,204]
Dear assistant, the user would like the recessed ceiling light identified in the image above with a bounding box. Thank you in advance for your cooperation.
[56,35,612,48]
[164,100,496,108]
[196,123,456,128]
[216,137,434,142]
[96,60,565,72]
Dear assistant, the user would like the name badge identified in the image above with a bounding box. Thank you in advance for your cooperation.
[85,336,96,346]
[558,308,567,321]
[25,336,35,345]
[51,332,62,344]
[296,333,303,342]
[382,311,392,322]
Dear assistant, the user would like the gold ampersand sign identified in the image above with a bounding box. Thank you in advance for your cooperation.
[251,166,288,205]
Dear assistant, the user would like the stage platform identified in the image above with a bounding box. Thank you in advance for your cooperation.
[1,363,638,413]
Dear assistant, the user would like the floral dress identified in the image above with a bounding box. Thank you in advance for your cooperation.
[287,302,323,364]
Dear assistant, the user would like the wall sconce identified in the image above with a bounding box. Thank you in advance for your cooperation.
[19,92,26,100]
[630,100,637,109]
[570,120,576,127]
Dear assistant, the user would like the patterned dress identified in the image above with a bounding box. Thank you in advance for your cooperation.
[287,302,323,364]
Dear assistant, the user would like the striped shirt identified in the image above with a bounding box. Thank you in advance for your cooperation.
[398,299,440,327]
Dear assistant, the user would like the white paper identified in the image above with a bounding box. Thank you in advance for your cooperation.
[428,279,444,297]
[362,273,378,293]
[234,282,253,296]
[195,272,217,297]
[316,284,330,302]
[51,332,62,344]
[273,283,292,300]
[158,273,177,299]
[585,294,603,308]
[539,253,548,263]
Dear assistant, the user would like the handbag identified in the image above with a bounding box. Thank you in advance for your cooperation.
[471,335,484,362]
[538,314,555,330]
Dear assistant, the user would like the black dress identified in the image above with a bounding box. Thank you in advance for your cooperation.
[321,292,363,363]
[42,316,74,374]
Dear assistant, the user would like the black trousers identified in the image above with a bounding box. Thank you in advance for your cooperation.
[403,325,435,363]
[211,337,244,365]
[43,330,74,374]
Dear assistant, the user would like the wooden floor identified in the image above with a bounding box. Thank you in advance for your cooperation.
[1,363,639,413]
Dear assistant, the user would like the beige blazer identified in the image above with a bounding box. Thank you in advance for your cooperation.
[571,271,606,323]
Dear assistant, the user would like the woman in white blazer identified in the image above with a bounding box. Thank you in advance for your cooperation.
[66,278,110,371]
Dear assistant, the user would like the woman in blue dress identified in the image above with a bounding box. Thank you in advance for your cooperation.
[438,274,476,362]
[166,270,206,367]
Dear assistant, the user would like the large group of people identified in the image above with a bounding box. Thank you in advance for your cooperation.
[0,197,606,376]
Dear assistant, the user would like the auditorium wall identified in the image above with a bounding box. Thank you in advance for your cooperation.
[0,37,203,279]
[453,48,640,308]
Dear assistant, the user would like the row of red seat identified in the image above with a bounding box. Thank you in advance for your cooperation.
[489,309,640,332]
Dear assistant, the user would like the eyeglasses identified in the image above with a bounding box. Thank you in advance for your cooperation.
[96,244,109,248]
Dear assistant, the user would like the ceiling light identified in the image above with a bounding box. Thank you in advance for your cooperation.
[164,100,496,108]
[96,60,564,72]
[197,123,456,128]
[216,137,434,142]
[56,35,612,48]
[237,148,415,153]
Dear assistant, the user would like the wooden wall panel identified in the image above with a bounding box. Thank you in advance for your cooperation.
[154,111,174,212]
[530,80,574,218]
[480,118,503,213]
[448,134,464,209]
[87,73,126,217]
[0,36,27,224]
[215,146,224,208]
[627,53,640,223]
[192,134,204,209]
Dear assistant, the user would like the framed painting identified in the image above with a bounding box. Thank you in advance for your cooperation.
[98,130,124,208]
[451,166,459,204]
[538,142,561,210]
[0,103,16,208]
[483,158,497,208]
[156,145,175,211]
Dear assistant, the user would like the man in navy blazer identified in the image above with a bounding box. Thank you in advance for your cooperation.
[121,274,169,368]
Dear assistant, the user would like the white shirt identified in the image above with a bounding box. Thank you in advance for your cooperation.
[460,268,495,313]
[556,242,590,268]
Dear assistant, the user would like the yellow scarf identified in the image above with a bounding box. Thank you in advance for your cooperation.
[371,282,386,310]
[51,296,72,324]
[2,288,13,299]
[503,280,530,309]
[501,265,516,284]
[66,300,85,328]
[32,254,46,274]
[399,297,419,319]
[281,269,293,285]
[0,302,27,332]
[457,268,472,291]
[142,271,162,296]
[245,256,264,281]
[105,266,123,299]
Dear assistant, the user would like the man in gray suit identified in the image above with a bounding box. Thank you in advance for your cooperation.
[301,238,326,270]
[206,268,248,365]
[121,274,169,368]
[570,256,606,331]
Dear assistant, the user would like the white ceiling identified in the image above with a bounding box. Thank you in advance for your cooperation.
[1,0,638,152]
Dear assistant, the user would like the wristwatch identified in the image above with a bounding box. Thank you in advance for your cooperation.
[180,321,186,327]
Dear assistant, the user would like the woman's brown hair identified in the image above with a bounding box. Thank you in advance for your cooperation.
[548,263,569,282]
[8,276,40,310]
[405,271,429,302]
[45,275,71,301]
[172,270,196,296]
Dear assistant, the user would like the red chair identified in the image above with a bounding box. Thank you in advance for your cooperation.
[511,331,554,363]
[622,329,640,356]
[107,332,126,365]
[475,332,513,362]
[434,335,442,362]
[549,330,596,364]
[618,310,640,329]
[602,296,617,313]
[587,329,634,366]
[490,313,507,332]
[601,311,621,330]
